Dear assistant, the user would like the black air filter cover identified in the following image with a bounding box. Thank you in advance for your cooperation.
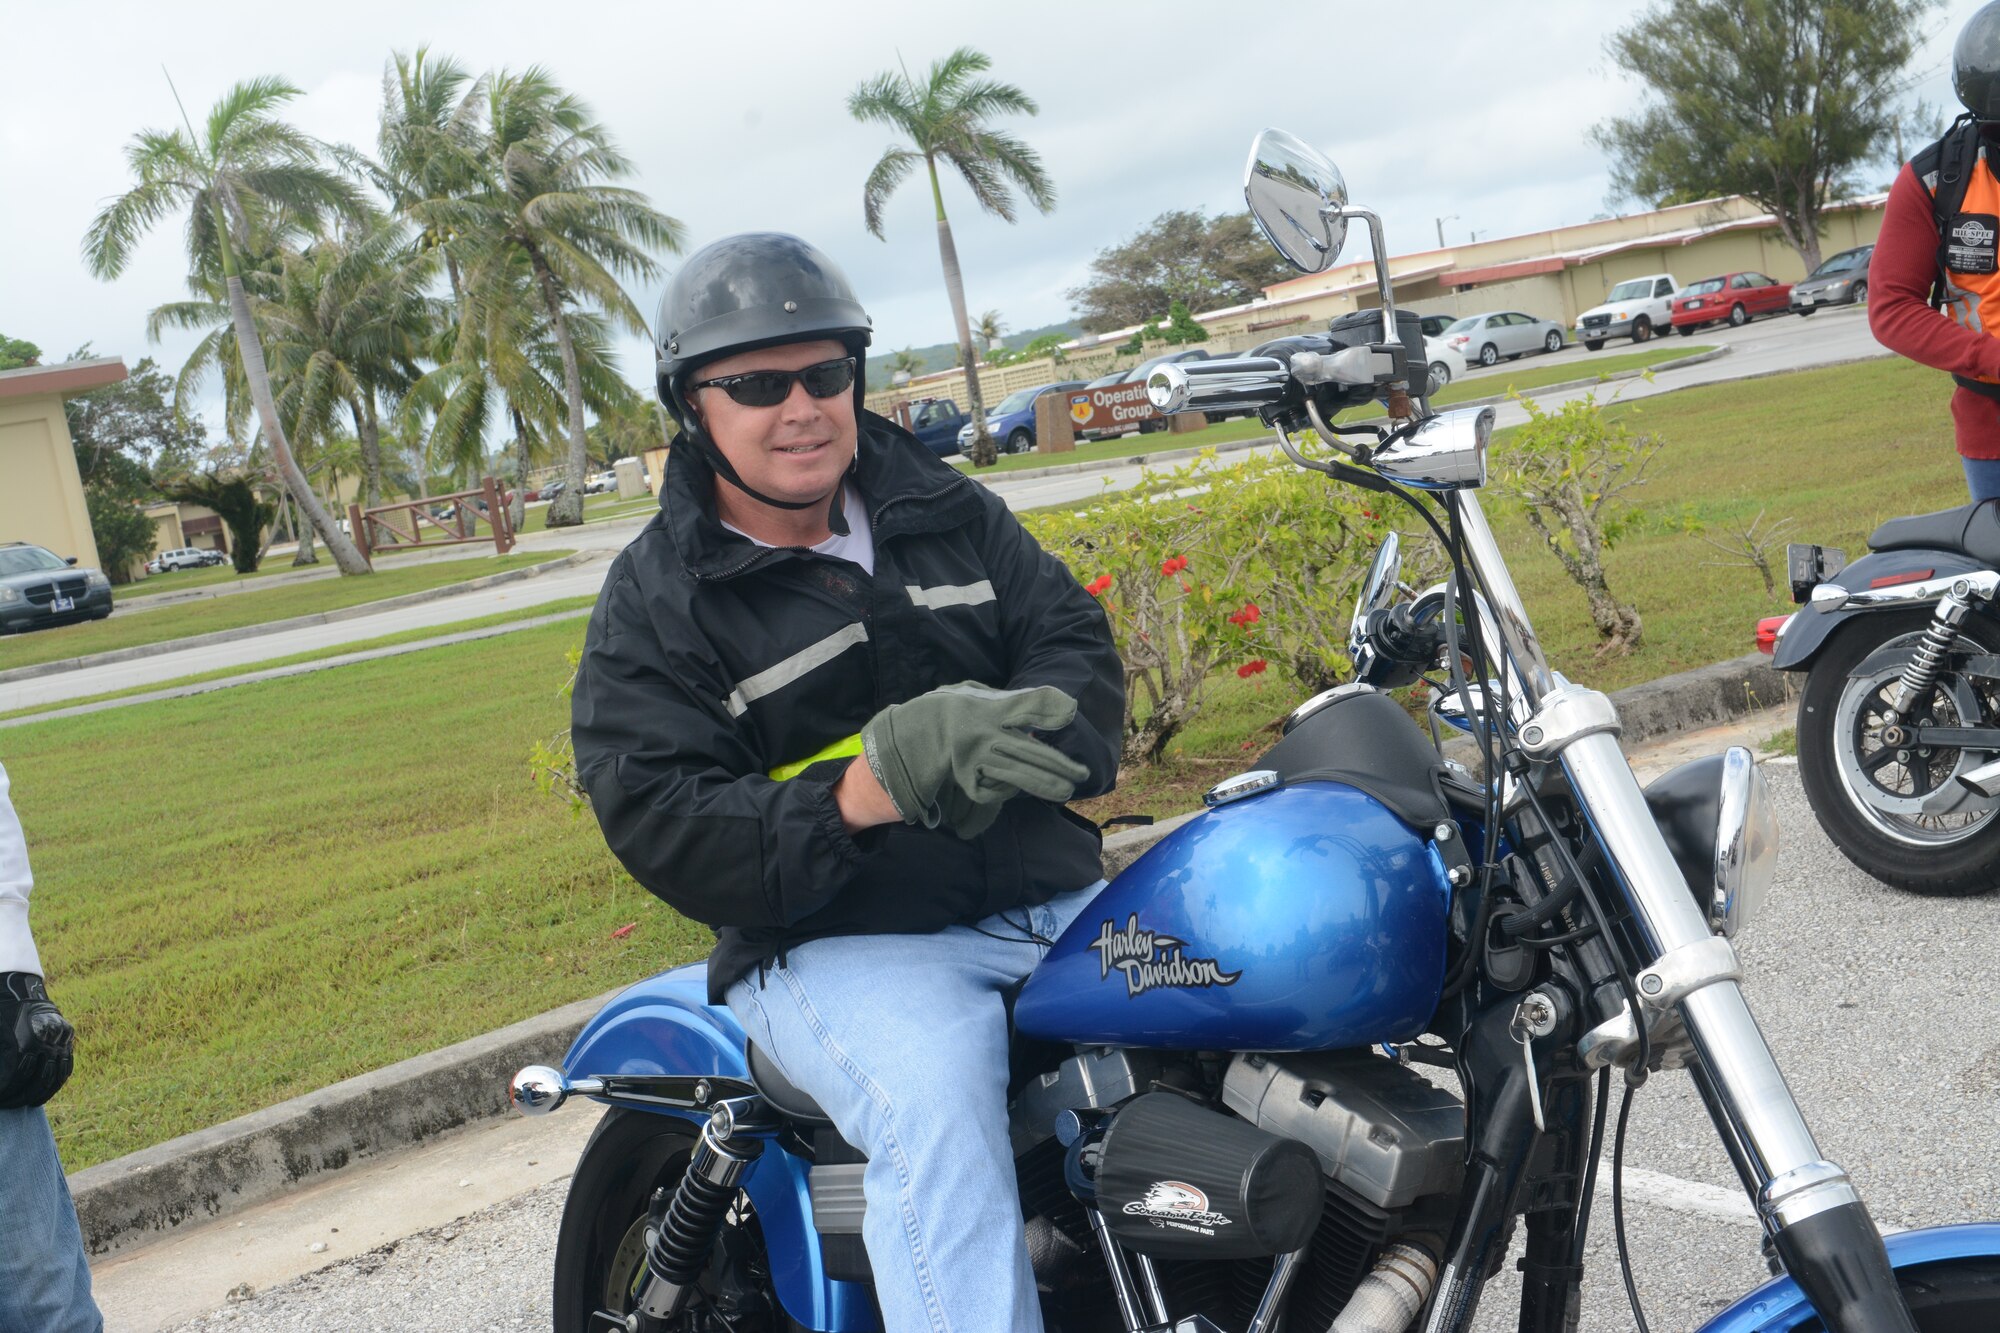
[1094,1092,1324,1259]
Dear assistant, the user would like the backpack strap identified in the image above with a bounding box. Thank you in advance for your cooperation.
[1919,114,1985,310]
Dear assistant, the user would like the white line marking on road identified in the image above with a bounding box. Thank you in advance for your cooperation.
[1608,1166,1761,1227]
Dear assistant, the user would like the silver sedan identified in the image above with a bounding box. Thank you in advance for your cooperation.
[1439,310,1568,368]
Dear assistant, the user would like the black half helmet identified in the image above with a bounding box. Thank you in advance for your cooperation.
[1959,1,2000,121]
[655,232,874,430]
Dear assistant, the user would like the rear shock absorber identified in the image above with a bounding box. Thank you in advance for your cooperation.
[633,1099,767,1324]
[1886,584,1977,722]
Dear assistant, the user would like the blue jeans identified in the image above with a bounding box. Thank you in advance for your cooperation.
[1965,456,2000,503]
[727,881,1105,1333]
[0,1106,103,1333]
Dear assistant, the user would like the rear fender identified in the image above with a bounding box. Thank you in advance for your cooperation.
[1772,549,1987,671]
[1696,1223,2000,1332]
[563,963,877,1333]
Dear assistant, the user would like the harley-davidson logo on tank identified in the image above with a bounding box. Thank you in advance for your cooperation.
[1090,914,1240,997]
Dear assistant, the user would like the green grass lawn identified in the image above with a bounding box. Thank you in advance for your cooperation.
[121,540,493,601]
[0,550,570,672]
[7,616,702,1170]
[1088,353,1962,817]
[517,493,657,534]
[1421,341,1707,409]
[122,560,316,600]
[0,596,598,723]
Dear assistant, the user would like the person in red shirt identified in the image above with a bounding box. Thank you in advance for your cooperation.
[1872,0,2000,501]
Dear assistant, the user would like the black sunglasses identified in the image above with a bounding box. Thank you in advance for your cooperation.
[690,357,857,408]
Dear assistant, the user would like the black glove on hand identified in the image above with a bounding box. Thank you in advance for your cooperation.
[862,683,1090,839]
[0,972,76,1110]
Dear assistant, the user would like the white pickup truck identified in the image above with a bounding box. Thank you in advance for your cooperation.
[1572,273,1679,350]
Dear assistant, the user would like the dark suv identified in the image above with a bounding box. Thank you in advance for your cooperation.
[0,542,114,634]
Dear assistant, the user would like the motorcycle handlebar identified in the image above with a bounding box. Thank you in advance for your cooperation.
[1145,358,1290,415]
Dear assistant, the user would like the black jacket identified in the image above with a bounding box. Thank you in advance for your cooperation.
[572,412,1123,999]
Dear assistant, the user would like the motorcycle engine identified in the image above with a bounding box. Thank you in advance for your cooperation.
[1013,1048,1465,1331]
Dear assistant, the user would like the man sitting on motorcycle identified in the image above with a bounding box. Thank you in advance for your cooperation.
[571,231,1124,1332]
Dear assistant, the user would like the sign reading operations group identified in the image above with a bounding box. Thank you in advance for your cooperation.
[1069,380,1158,434]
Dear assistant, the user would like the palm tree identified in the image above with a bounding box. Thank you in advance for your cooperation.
[405,247,634,528]
[367,48,485,307]
[258,224,442,509]
[84,77,377,574]
[887,346,926,380]
[974,308,1007,358]
[415,68,683,528]
[849,48,1055,468]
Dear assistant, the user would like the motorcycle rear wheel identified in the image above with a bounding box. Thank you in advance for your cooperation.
[552,1108,801,1333]
[1791,1255,2000,1330]
[1798,610,2000,895]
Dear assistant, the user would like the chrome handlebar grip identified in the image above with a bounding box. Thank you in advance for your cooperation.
[1146,358,1290,415]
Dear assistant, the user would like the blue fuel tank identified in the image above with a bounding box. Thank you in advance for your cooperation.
[1014,781,1452,1051]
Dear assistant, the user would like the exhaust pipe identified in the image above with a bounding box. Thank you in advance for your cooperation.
[1958,756,2000,798]
[1331,1241,1439,1333]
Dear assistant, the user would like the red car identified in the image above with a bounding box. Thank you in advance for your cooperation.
[1669,271,1793,333]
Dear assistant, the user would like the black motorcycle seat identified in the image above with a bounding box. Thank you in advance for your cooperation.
[1869,499,2000,565]
[746,1041,832,1127]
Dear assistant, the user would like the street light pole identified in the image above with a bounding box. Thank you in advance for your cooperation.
[1436,214,1460,248]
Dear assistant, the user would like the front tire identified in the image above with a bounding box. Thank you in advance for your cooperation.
[1631,316,1653,343]
[1543,330,1563,353]
[1797,610,2000,895]
[1852,279,1869,305]
[553,1109,795,1333]
[1007,428,1034,455]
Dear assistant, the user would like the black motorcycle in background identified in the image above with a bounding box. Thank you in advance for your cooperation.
[1777,506,2000,893]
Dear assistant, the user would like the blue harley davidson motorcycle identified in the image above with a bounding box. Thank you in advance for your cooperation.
[511,131,2000,1333]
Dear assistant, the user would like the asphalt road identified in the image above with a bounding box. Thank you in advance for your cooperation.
[152,761,2000,1333]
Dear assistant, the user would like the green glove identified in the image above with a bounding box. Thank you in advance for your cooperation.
[862,683,1090,837]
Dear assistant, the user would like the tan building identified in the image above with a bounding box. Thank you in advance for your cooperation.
[867,193,1887,416]
[0,357,128,570]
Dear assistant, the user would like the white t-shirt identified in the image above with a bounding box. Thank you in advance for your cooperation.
[723,482,876,575]
[0,760,43,978]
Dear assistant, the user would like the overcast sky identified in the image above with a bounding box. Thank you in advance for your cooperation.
[0,0,1985,434]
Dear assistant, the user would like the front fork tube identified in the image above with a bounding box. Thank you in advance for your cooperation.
[1423,994,1584,1333]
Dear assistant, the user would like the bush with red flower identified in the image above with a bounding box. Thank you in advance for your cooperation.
[1025,450,1400,763]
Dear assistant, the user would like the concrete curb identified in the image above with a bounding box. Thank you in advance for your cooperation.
[66,647,1797,1258]
[0,551,603,686]
[956,347,1733,487]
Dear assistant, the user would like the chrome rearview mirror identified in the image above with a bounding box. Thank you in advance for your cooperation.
[1244,129,1348,274]
[1372,406,1494,491]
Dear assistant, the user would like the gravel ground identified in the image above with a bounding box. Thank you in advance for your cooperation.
[168,765,2000,1332]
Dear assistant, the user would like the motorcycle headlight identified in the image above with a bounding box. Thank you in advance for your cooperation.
[1711,747,1778,937]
